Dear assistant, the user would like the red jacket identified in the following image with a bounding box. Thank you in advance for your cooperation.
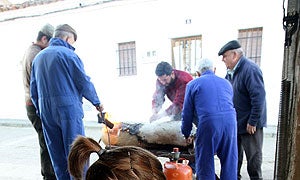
[152,69,193,116]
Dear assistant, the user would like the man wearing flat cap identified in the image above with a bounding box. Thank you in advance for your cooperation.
[22,23,56,179]
[30,24,104,179]
[218,40,267,180]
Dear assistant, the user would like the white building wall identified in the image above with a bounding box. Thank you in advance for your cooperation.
[0,0,284,125]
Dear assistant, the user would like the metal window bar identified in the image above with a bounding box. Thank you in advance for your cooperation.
[238,27,263,66]
[171,36,202,74]
[118,42,136,76]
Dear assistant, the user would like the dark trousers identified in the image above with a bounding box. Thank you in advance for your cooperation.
[238,128,263,180]
[26,105,56,180]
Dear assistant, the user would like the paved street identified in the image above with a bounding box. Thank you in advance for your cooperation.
[0,120,102,180]
[0,119,276,180]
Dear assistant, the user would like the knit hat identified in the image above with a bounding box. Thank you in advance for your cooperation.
[40,23,54,38]
[55,24,77,41]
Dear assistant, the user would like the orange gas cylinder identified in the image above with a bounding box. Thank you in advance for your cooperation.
[163,148,193,180]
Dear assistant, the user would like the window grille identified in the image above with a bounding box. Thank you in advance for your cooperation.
[117,41,137,76]
[171,35,202,76]
[238,27,263,66]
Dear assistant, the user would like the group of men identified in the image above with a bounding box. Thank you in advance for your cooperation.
[22,24,103,179]
[151,41,266,180]
[22,23,266,180]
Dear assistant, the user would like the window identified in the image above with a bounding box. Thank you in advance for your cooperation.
[171,35,202,76]
[117,41,137,76]
[238,27,263,66]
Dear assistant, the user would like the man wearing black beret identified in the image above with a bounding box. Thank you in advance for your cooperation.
[218,40,267,180]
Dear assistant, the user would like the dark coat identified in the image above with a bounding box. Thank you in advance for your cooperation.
[226,56,267,134]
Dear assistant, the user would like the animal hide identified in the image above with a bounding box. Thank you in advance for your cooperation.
[100,117,196,152]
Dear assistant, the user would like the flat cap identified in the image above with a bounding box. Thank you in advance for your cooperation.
[55,24,77,41]
[218,40,241,56]
[40,23,54,38]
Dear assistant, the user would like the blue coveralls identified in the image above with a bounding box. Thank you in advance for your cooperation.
[181,70,237,180]
[30,38,101,179]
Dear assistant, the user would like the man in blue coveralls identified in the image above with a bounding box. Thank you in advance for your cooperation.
[181,58,237,180]
[30,24,104,179]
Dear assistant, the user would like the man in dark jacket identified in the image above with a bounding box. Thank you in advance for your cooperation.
[218,40,267,180]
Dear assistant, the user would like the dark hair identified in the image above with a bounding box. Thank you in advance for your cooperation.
[68,135,166,180]
[155,61,173,76]
[37,31,52,41]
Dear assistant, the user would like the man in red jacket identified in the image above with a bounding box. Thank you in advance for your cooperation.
[150,61,193,122]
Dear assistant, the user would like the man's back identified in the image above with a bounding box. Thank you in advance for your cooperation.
[32,40,79,99]
[186,70,235,116]
[31,37,100,107]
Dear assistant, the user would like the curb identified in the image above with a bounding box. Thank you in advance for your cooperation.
[0,118,277,137]
[0,118,102,129]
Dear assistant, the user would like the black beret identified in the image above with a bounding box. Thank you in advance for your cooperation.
[218,40,241,56]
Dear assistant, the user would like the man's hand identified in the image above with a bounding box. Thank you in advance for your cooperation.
[149,111,167,123]
[185,136,193,145]
[149,114,159,122]
[95,104,104,114]
[247,123,256,135]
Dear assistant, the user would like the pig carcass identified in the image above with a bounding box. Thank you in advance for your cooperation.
[100,117,196,160]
